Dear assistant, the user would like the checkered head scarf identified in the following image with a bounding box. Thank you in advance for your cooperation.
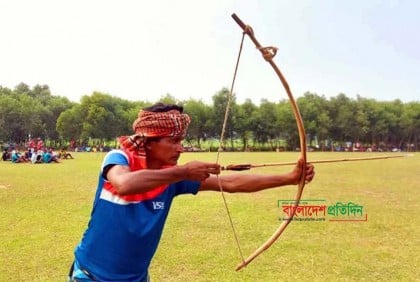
[118,107,191,154]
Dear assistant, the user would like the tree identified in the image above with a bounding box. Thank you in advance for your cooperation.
[56,105,84,141]
[251,99,278,149]
[398,102,420,151]
[275,101,296,150]
[78,92,131,141]
[14,83,31,96]
[211,88,236,150]
[235,99,257,151]
[298,92,332,150]
[183,99,212,147]
[328,93,355,143]
[30,84,52,105]
[0,95,22,141]
[44,96,74,141]
[1,82,419,152]
[158,93,179,105]
[16,94,46,139]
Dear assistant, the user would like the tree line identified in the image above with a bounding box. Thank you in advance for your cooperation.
[1,83,419,152]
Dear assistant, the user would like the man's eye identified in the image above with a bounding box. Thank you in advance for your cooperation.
[172,138,183,144]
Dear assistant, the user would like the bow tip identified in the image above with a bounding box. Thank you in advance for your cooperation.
[235,262,247,271]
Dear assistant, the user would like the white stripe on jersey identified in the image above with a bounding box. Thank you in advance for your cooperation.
[99,188,142,205]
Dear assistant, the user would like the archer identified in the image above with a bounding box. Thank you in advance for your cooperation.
[68,102,315,281]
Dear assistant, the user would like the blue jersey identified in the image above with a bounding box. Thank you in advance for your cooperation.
[11,153,19,162]
[43,152,51,163]
[74,149,200,281]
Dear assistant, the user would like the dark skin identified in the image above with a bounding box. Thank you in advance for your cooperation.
[107,136,315,196]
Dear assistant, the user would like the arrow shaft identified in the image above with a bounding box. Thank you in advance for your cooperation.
[222,155,408,170]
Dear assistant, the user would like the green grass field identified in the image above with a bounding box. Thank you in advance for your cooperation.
[1,151,419,281]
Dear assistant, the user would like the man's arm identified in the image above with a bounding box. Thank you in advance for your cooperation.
[106,161,221,195]
[199,158,314,193]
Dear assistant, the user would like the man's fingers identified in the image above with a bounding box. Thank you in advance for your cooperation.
[206,164,221,174]
[304,163,315,183]
[208,167,221,174]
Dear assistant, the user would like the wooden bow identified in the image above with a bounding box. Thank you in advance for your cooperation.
[231,13,307,271]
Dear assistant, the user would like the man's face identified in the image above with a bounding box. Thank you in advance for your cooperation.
[147,136,184,167]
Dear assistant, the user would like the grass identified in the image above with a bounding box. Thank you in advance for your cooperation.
[0,151,419,281]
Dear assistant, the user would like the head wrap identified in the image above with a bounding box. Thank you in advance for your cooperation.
[118,109,191,153]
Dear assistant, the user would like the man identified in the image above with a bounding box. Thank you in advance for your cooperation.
[59,148,74,159]
[36,137,44,151]
[43,148,60,163]
[1,148,11,161]
[69,103,315,281]
[11,149,29,163]
[27,137,36,156]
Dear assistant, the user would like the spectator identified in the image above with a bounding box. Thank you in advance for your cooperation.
[59,148,74,159]
[31,150,44,164]
[36,137,44,151]
[43,148,60,163]
[1,148,11,161]
[11,150,29,163]
[28,138,36,153]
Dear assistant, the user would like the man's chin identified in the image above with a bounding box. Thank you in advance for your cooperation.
[167,159,179,166]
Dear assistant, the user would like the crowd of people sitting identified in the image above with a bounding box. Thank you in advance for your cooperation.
[1,137,74,164]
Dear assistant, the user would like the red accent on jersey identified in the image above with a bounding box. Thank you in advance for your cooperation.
[102,150,170,202]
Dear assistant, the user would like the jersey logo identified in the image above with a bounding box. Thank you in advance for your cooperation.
[152,201,165,210]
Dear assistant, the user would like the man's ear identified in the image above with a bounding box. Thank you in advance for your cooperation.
[143,137,162,151]
[143,138,152,150]
[144,138,158,149]
[145,143,152,150]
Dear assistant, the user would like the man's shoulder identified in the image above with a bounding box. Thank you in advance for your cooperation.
[103,149,128,163]
[102,149,144,170]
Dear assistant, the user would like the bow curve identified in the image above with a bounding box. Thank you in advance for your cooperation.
[231,13,307,271]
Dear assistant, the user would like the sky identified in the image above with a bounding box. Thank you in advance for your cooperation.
[1,0,419,105]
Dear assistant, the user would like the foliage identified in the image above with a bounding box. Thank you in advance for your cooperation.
[0,83,419,151]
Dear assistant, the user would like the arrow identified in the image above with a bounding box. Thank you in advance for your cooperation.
[222,154,413,171]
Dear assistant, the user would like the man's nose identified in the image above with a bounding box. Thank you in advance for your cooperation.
[177,143,184,152]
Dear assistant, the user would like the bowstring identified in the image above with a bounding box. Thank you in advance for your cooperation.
[215,31,247,265]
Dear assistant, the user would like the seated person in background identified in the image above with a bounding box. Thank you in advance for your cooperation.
[50,148,60,162]
[31,150,44,164]
[43,148,60,163]
[11,150,29,163]
[1,149,11,161]
[25,149,33,159]
[30,151,37,163]
[59,148,74,159]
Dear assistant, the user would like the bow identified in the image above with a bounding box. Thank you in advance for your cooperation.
[230,13,307,271]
